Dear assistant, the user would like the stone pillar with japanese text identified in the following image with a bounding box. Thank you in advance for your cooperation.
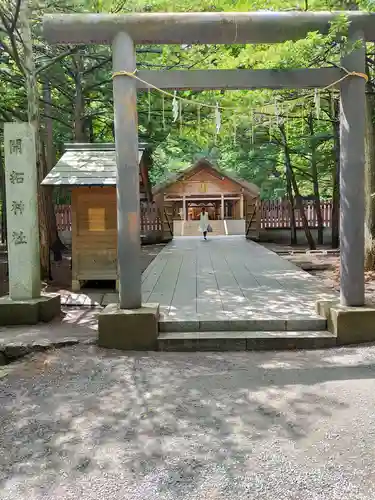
[4,122,41,300]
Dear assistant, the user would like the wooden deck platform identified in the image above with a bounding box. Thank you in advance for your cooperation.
[60,236,338,349]
[143,236,336,327]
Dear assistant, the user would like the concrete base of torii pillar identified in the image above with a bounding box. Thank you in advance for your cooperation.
[317,299,375,345]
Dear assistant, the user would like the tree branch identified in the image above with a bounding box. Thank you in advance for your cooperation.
[35,47,79,76]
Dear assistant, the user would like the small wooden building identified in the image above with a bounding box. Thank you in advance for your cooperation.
[42,143,168,291]
[153,159,261,239]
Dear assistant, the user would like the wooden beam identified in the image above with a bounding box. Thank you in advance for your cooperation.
[135,68,342,91]
[43,12,375,45]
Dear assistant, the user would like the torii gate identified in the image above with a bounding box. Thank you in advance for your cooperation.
[43,11,372,314]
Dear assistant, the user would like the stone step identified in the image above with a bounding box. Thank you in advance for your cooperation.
[183,221,226,236]
[159,317,327,333]
[157,330,337,351]
[183,230,225,236]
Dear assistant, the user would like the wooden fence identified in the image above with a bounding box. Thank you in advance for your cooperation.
[140,202,162,234]
[55,200,333,232]
[54,203,163,233]
[260,200,332,229]
[55,204,72,232]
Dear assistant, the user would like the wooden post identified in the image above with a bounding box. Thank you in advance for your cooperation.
[240,193,244,219]
[182,194,186,220]
[71,189,80,292]
[112,32,141,309]
[221,194,225,220]
[340,30,366,306]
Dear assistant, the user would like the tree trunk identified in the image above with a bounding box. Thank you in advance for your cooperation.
[73,53,87,142]
[364,81,375,270]
[43,80,55,171]
[88,117,94,142]
[331,96,340,249]
[20,0,50,278]
[0,144,6,245]
[139,147,154,203]
[280,124,297,244]
[43,80,65,261]
[280,123,316,249]
[307,112,324,245]
[286,172,297,245]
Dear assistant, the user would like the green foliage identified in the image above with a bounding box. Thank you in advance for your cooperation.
[0,0,371,204]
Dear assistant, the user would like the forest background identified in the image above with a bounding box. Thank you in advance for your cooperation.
[1,0,375,272]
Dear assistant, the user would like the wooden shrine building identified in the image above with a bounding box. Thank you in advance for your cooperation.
[153,159,261,238]
[42,142,170,291]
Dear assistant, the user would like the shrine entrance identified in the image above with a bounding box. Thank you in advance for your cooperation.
[187,202,218,221]
[43,11,371,312]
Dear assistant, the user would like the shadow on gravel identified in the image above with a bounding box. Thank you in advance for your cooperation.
[0,346,374,498]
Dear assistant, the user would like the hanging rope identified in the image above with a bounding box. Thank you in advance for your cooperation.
[162,94,166,130]
[172,90,179,122]
[179,99,183,134]
[147,88,151,123]
[197,104,201,136]
[321,68,368,91]
[112,69,232,110]
[215,101,221,135]
[233,117,237,145]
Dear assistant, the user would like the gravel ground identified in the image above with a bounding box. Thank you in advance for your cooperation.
[1,345,375,499]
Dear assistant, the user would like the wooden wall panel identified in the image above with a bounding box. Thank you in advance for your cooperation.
[72,187,118,287]
[165,169,240,195]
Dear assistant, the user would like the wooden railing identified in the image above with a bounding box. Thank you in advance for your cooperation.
[140,202,162,234]
[55,199,333,232]
[55,204,72,231]
[260,199,332,229]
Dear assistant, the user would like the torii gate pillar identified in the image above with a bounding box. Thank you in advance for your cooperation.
[99,31,159,350]
[340,30,366,307]
[112,31,142,309]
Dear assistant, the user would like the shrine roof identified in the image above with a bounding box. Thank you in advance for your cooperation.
[41,143,146,187]
[153,158,260,196]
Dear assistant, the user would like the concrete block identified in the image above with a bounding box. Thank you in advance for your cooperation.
[0,293,61,326]
[316,299,337,319]
[157,331,336,352]
[0,297,38,325]
[198,319,286,332]
[286,317,327,331]
[316,299,375,345]
[159,319,200,333]
[98,303,159,350]
[158,332,247,351]
[38,293,61,322]
[246,334,336,351]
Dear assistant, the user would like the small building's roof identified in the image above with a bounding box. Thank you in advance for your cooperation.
[41,143,147,187]
[153,158,260,196]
